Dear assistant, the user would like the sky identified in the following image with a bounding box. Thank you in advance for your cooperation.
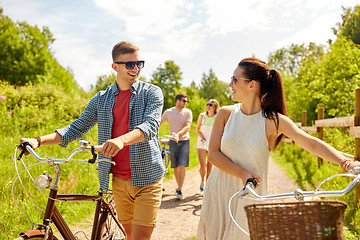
[1,0,360,91]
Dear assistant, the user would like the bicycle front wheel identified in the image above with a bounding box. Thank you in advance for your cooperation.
[163,153,170,178]
[97,212,126,240]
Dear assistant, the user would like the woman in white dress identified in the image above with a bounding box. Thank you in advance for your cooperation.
[196,58,360,240]
[196,99,220,192]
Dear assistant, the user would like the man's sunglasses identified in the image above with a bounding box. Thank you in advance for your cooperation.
[114,61,145,70]
[206,103,213,106]
[231,76,252,84]
[181,99,188,103]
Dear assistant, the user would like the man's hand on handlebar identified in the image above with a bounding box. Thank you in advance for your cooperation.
[19,138,39,155]
[101,137,125,157]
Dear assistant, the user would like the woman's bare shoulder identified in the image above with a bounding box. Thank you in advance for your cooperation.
[216,105,234,122]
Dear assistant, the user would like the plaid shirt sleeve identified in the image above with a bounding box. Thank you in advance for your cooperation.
[56,93,99,147]
[135,84,163,140]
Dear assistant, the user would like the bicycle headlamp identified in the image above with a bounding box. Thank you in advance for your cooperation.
[35,173,52,189]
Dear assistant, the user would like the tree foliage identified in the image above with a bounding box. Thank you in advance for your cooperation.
[150,60,182,111]
[336,6,360,45]
[198,68,232,106]
[0,10,79,92]
[90,73,116,93]
[268,43,326,76]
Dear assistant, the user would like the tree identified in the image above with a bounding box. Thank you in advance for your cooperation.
[0,10,79,92]
[336,6,360,45]
[90,73,116,93]
[150,60,182,111]
[268,43,325,77]
[198,68,232,106]
[295,35,360,119]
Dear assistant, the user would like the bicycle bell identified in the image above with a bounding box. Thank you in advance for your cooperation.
[35,172,53,189]
[78,140,90,149]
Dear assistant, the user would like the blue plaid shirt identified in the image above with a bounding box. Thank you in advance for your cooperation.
[56,80,165,190]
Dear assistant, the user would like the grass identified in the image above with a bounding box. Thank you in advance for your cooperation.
[0,81,201,239]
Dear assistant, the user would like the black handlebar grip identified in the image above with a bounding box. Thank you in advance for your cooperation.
[16,142,33,160]
[246,178,258,188]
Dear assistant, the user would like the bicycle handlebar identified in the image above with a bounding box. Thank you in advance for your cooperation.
[17,140,113,164]
[240,167,360,201]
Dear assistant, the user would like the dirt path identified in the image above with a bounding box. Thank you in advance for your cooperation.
[151,156,299,239]
[68,157,298,239]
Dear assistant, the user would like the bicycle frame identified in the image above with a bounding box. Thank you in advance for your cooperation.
[37,190,124,240]
[15,142,126,240]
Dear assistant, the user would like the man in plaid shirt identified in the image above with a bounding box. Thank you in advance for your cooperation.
[20,41,165,239]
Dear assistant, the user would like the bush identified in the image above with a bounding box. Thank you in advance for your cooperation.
[0,82,98,239]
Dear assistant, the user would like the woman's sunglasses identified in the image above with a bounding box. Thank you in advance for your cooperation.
[230,76,252,84]
[114,61,145,70]
[206,103,213,106]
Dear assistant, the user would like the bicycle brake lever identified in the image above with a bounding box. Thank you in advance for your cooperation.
[88,146,97,164]
[16,142,33,160]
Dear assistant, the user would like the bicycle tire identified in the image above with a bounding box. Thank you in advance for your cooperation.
[96,200,126,240]
[163,153,170,178]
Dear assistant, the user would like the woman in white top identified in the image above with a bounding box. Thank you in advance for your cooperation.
[195,99,220,191]
[196,58,360,240]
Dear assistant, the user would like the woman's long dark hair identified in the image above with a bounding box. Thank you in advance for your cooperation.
[238,58,288,148]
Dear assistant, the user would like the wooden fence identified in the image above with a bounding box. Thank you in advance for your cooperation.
[284,88,360,204]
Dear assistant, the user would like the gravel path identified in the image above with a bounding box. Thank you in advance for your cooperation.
[151,156,299,240]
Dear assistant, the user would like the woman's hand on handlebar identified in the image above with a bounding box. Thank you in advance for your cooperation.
[241,170,261,187]
[347,161,360,172]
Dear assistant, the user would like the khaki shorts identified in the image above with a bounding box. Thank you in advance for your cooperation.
[112,176,163,227]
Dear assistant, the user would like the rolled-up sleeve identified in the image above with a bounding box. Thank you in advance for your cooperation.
[135,85,163,140]
[56,93,99,147]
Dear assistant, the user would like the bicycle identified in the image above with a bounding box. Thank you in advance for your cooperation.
[230,166,360,239]
[158,136,171,180]
[13,140,126,240]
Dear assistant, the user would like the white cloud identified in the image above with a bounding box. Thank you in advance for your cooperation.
[94,0,206,57]
[202,0,273,34]
[275,0,360,48]
[275,12,340,48]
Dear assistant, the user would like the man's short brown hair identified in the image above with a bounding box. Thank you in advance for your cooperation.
[112,41,139,62]
[175,93,188,102]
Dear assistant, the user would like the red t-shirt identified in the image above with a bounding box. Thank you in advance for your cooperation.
[111,89,132,179]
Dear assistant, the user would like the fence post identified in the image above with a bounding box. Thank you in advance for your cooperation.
[302,110,307,127]
[292,114,296,144]
[317,107,324,167]
[355,88,360,205]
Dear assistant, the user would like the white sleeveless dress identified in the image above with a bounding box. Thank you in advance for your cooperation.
[197,103,270,240]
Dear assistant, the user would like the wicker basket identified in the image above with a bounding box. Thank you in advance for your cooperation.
[244,200,347,240]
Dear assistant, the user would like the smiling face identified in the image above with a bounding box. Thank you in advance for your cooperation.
[112,51,142,89]
[229,67,252,102]
[176,97,188,109]
[206,100,214,112]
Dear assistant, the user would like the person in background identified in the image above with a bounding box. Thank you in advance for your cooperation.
[196,57,360,240]
[161,93,192,199]
[20,41,164,240]
[195,99,220,192]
